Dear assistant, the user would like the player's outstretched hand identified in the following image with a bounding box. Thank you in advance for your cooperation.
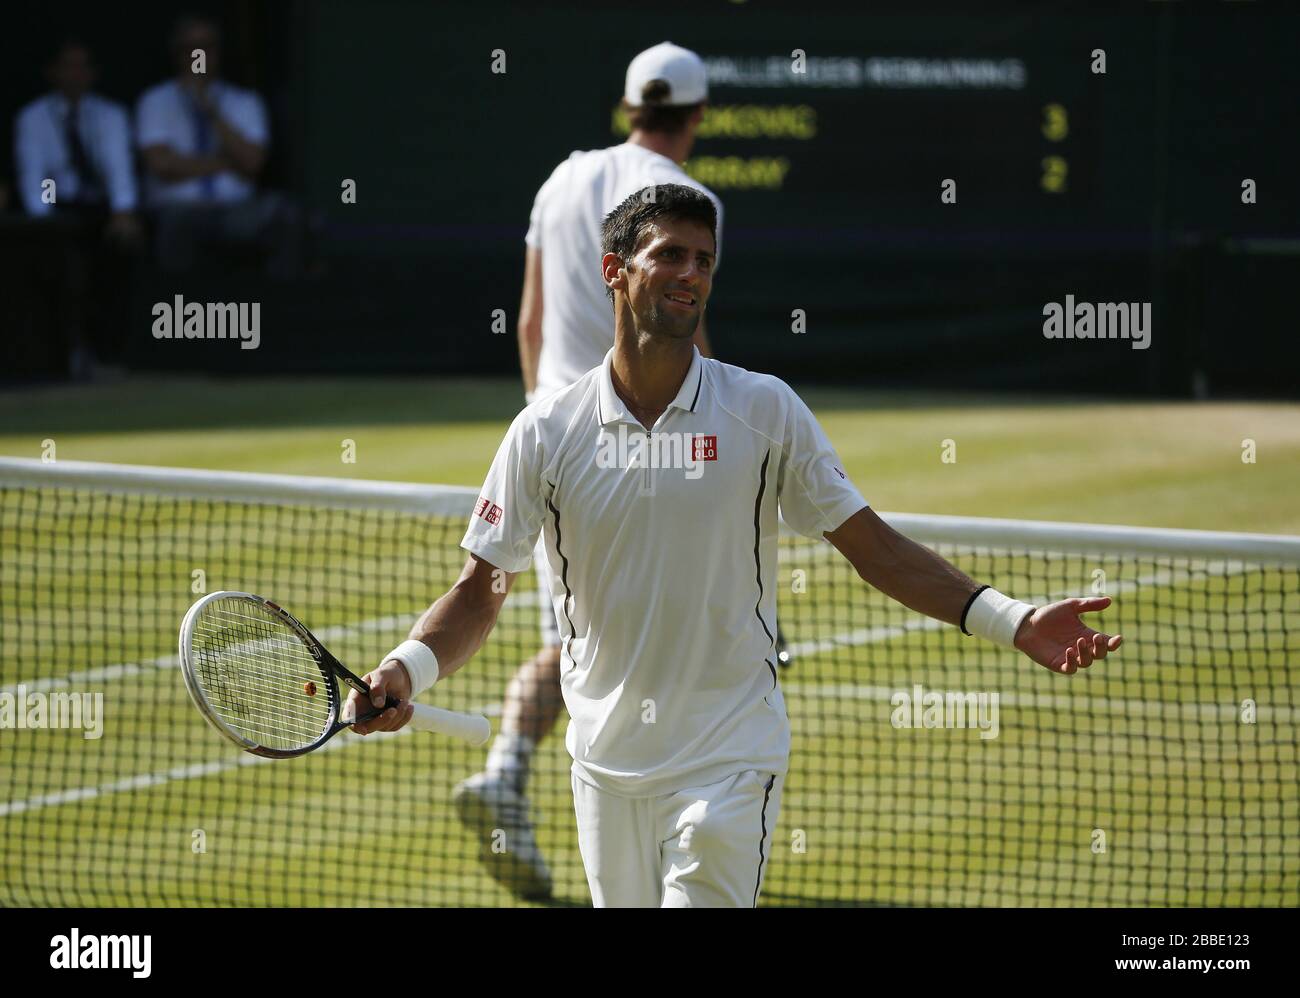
[1013,596,1123,675]
[346,659,416,735]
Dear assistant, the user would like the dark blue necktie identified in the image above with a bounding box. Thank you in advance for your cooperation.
[65,101,104,204]
[188,88,218,199]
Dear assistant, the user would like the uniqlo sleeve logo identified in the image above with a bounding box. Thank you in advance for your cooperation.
[475,496,503,525]
[692,435,718,461]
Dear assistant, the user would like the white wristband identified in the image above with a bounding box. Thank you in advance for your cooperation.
[962,587,1036,649]
[383,639,440,697]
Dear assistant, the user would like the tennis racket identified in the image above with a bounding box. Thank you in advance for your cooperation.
[179,590,490,758]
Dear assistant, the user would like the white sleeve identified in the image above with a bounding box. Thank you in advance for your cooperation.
[14,105,51,217]
[524,184,545,249]
[774,380,867,539]
[460,409,547,573]
[101,104,138,213]
[524,160,565,249]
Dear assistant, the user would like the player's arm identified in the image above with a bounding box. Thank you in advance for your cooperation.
[349,554,517,733]
[825,508,1121,675]
[825,507,978,627]
[353,399,545,730]
[518,246,544,397]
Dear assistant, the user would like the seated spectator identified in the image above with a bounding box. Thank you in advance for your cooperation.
[136,14,301,276]
[14,39,141,378]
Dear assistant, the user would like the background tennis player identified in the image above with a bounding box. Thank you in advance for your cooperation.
[349,184,1122,907]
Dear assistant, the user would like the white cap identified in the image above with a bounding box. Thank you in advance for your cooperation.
[624,42,707,107]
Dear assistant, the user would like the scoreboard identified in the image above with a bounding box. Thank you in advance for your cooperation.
[292,4,1291,389]
[609,50,1107,242]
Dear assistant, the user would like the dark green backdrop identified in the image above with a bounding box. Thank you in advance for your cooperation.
[4,2,1297,393]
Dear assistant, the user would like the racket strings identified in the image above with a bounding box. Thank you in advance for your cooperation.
[190,600,334,750]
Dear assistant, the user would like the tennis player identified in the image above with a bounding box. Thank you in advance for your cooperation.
[350,184,1122,908]
[450,41,723,900]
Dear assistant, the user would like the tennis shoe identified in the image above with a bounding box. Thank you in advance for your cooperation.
[452,772,553,901]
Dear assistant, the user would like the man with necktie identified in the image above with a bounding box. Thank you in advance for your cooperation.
[14,39,141,378]
[136,15,300,276]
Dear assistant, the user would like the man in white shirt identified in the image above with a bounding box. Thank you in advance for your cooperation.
[451,42,723,901]
[15,41,139,231]
[14,39,142,377]
[349,184,1123,907]
[135,16,299,275]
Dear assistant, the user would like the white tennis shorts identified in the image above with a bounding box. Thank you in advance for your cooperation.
[571,768,784,908]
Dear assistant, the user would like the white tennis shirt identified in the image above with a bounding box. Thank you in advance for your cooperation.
[462,347,867,797]
[525,144,723,399]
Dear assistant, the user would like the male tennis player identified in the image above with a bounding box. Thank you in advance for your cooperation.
[350,184,1122,908]
[450,41,723,900]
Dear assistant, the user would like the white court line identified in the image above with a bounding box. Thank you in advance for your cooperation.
[2,594,546,696]
[1,751,270,817]
[781,558,1299,723]
[0,700,502,819]
[781,681,1298,726]
[1,558,1286,818]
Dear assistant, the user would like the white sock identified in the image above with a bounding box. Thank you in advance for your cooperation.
[484,732,536,794]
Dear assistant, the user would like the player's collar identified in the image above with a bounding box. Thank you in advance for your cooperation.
[596,345,705,426]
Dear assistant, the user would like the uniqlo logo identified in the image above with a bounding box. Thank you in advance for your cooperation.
[475,496,503,525]
[693,435,718,461]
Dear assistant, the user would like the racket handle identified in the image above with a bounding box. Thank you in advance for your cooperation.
[406,703,491,746]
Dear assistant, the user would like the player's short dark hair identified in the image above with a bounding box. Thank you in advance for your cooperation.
[600,183,716,304]
[622,80,703,135]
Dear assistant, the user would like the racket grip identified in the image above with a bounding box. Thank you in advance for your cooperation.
[406,703,491,746]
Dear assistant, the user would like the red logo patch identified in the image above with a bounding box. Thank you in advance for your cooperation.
[693,435,718,462]
[475,496,503,525]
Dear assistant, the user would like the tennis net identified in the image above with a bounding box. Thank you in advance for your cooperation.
[1,457,1297,907]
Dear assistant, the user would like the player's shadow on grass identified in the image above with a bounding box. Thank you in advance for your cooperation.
[526,893,881,908]
[758,892,894,908]
[530,896,592,909]
[528,894,887,907]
